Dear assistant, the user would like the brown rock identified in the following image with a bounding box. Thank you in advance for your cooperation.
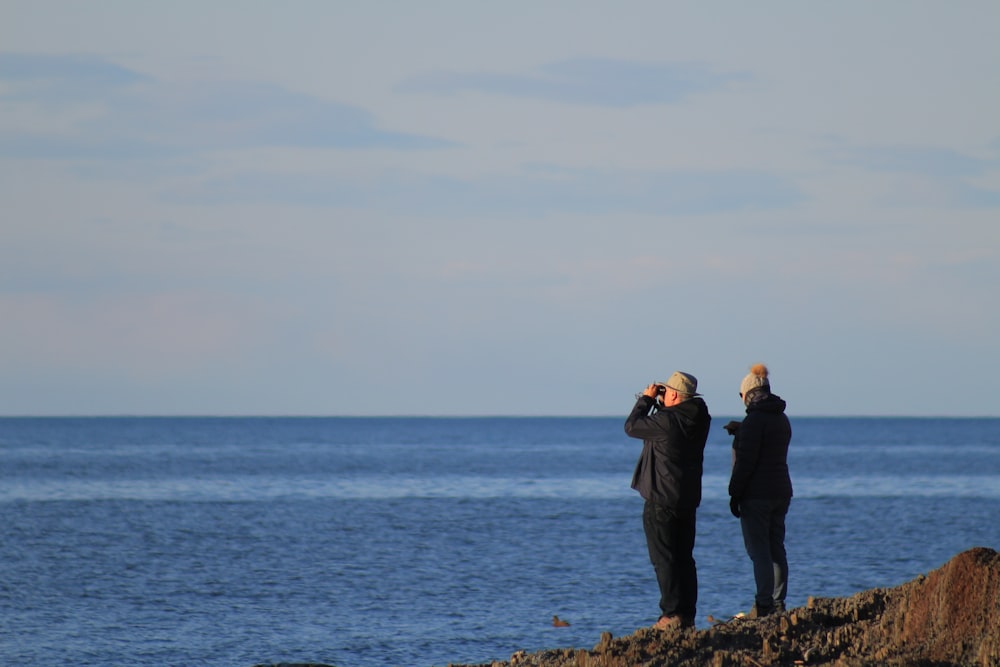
[447,547,1000,667]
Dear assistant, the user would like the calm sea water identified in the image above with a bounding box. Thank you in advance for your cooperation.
[2,417,999,667]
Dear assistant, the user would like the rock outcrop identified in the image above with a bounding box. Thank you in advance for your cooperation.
[450,547,1000,667]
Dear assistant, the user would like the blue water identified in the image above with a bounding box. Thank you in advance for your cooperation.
[2,417,999,667]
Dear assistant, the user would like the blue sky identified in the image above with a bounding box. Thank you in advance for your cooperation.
[1,2,998,416]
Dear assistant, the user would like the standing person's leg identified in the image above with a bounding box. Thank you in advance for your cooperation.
[769,498,790,610]
[675,508,698,622]
[643,501,683,621]
[739,498,776,614]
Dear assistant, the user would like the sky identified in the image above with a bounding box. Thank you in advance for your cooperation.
[1,2,998,417]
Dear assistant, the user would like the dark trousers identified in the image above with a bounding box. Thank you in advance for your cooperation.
[739,497,790,609]
[642,500,697,619]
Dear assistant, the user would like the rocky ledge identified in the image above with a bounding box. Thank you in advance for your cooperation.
[449,546,1000,667]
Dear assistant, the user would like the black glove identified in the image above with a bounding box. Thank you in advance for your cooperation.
[729,498,741,518]
[723,420,742,436]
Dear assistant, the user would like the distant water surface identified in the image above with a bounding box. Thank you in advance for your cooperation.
[2,417,998,666]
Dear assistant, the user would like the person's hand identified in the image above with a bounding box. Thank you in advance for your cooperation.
[729,497,741,518]
[642,383,662,398]
[723,420,742,436]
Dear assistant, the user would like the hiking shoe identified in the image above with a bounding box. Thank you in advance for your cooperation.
[749,604,776,618]
[654,614,695,631]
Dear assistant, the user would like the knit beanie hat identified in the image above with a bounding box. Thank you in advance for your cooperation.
[740,363,771,397]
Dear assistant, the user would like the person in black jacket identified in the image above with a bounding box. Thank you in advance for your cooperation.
[625,371,711,631]
[726,363,793,617]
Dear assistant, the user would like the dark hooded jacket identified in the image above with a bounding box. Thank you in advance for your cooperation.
[625,395,711,510]
[728,392,793,500]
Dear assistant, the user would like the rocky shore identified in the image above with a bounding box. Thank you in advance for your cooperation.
[253,547,999,667]
[449,547,1000,667]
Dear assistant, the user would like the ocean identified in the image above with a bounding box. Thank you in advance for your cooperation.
[2,416,998,667]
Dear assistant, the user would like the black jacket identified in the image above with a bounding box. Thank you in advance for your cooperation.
[624,395,711,510]
[728,393,793,500]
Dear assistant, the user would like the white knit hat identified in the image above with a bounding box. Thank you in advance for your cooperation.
[740,363,770,396]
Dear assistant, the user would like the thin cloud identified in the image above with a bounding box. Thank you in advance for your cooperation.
[0,52,149,103]
[166,165,804,215]
[397,58,749,106]
[825,139,1000,208]
[0,53,452,159]
[833,142,1000,178]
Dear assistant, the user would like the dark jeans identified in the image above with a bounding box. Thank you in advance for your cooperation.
[739,497,790,609]
[642,500,697,619]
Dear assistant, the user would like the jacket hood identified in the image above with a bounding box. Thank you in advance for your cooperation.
[746,392,786,415]
[673,396,711,432]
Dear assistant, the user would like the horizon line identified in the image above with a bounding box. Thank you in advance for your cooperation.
[1,413,997,419]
